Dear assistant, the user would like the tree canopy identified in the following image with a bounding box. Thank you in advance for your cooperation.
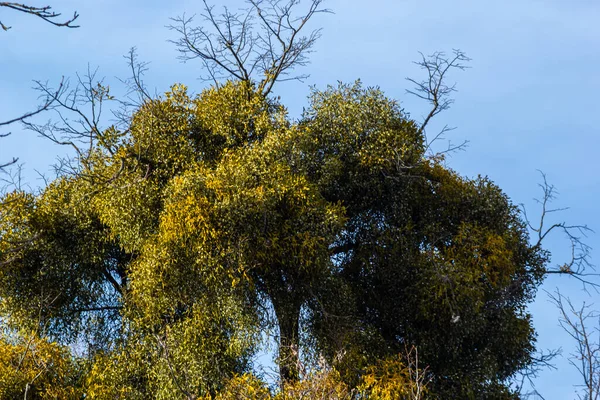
[2,1,589,398]
[0,77,552,398]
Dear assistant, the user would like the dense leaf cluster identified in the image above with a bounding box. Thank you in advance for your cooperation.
[0,80,546,398]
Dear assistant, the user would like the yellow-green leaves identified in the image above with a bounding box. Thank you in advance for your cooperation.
[0,76,545,398]
[192,80,287,162]
[302,80,423,173]
[358,353,427,400]
[0,331,84,399]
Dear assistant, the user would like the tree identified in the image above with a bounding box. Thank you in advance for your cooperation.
[0,77,550,398]
[0,0,591,398]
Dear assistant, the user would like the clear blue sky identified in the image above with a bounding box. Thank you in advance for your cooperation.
[1,1,599,398]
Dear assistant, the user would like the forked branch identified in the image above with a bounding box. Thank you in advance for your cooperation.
[548,290,600,400]
[168,0,330,97]
[22,67,116,175]
[406,49,471,157]
[521,171,595,288]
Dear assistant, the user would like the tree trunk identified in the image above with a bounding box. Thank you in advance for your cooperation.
[273,297,301,384]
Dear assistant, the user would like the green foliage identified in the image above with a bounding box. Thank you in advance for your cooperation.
[358,353,426,400]
[0,80,547,398]
[0,180,124,348]
[0,331,84,399]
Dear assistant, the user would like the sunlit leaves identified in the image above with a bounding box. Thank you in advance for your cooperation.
[0,331,84,399]
[0,78,546,398]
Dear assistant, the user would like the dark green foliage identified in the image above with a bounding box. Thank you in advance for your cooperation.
[0,81,547,398]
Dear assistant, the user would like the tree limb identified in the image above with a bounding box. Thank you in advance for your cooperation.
[406,49,471,158]
[0,2,78,31]
[168,0,330,97]
[521,171,595,289]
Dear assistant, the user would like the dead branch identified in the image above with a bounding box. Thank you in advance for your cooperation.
[1,78,66,171]
[521,171,595,289]
[406,49,471,157]
[548,289,600,400]
[168,0,330,97]
[0,158,18,170]
[404,345,431,400]
[0,79,64,128]
[21,66,117,175]
[1,3,78,170]
[0,2,78,31]
[113,47,154,128]
[514,347,561,399]
[0,162,28,194]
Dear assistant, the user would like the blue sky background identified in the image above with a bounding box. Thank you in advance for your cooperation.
[1,1,599,398]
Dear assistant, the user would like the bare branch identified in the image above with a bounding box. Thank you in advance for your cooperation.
[548,289,600,400]
[0,157,18,170]
[521,171,596,289]
[514,348,561,399]
[404,345,432,399]
[1,3,78,170]
[406,49,471,157]
[0,79,64,127]
[70,305,122,314]
[168,0,330,97]
[0,162,29,193]
[21,66,117,175]
[114,47,155,127]
[1,78,66,170]
[0,2,78,31]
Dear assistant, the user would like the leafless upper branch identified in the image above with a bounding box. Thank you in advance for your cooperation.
[514,347,561,399]
[0,2,79,31]
[0,79,64,128]
[548,289,600,400]
[406,49,471,158]
[1,3,79,169]
[21,66,117,175]
[113,47,155,129]
[1,78,66,171]
[521,171,596,289]
[0,158,18,170]
[168,0,330,97]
